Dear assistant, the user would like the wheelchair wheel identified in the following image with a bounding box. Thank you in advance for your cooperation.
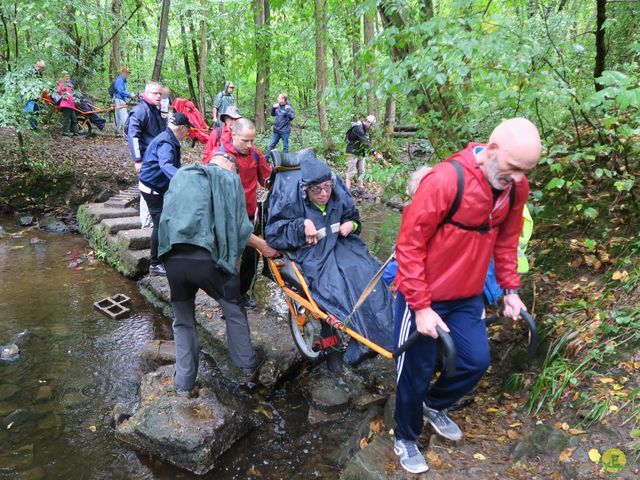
[289,309,322,361]
[77,118,92,136]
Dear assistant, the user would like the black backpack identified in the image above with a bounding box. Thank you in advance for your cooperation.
[108,80,116,97]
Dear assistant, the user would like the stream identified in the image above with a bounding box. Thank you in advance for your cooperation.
[0,204,401,479]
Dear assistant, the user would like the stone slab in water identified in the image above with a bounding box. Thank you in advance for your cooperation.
[142,340,176,363]
[17,216,35,226]
[116,365,256,475]
[138,276,302,391]
[100,216,141,234]
[39,216,69,233]
[117,228,152,251]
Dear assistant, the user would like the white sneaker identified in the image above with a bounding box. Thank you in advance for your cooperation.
[393,438,429,474]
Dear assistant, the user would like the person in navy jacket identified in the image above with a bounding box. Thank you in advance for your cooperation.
[139,112,194,277]
[265,93,295,159]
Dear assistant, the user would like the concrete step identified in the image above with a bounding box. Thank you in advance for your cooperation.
[117,228,152,251]
[119,249,151,278]
[80,203,138,222]
[101,216,142,234]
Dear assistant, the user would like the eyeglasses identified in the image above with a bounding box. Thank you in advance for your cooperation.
[308,182,333,194]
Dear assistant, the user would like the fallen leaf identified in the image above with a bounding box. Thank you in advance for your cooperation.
[609,405,619,412]
[507,429,519,439]
[599,377,615,384]
[559,447,575,462]
[569,428,587,435]
[426,451,442,468]
[486,407,500,414]
[611,270,628,281]
[509,422,522,428]
[473,453,486,461]
[588,448,601,463]
[370,418,382,434]
[89,425,97,432]
[359,437,369,449]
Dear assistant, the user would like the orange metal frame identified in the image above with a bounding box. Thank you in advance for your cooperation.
[41,91,128,130]
[267,257,393,359]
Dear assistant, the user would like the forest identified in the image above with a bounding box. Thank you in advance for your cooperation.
[0,0,639,477]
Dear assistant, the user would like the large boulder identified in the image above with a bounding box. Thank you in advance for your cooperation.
[115,365,259,475]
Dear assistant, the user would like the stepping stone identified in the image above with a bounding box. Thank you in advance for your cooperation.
[94,294,132,320]
[117,228,152,251]
[100,216,142,234]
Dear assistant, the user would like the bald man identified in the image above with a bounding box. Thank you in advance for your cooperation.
[392,118,541,474]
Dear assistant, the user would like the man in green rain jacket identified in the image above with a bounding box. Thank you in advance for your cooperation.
[158,155,278,394]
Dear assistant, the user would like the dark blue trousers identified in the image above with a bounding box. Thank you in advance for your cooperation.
[393,292,490,441]
[266,131,290,159]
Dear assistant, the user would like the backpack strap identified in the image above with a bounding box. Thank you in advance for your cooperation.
[252,150,259,164]
[442,160,464,224]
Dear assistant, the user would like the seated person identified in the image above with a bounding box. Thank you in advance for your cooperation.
[265,151,394,369]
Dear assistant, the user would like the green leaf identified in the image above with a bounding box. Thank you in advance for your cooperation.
[583,208,599,220]
[545,178,565,190]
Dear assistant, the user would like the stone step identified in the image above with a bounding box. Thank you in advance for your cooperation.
[80,203,138,223]
[119,249,151,278]
[117,228,152,251]
[101,216,142,234]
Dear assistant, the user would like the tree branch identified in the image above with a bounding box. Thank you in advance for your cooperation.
[92,1,142,55]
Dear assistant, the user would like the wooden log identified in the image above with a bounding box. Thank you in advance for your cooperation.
[393,124,418,132]
[393,131,417,138]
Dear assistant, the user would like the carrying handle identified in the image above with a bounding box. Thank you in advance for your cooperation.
[485,310,538,356]
[393,327,457,377]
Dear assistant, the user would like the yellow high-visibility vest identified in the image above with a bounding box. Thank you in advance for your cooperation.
[517,205,533,273]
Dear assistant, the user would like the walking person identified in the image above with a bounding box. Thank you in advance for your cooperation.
[158,152,279,393]
[126,81,166,229]
[57,71,78,136]
[138,112,193,276]
[265,93,295,159]
[345,115,375,191]
[112,67,135,136]
[392,118,542,474]
[212,81,236,128]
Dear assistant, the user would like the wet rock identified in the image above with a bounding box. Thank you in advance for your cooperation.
[0,226,6,235]
[0,444,34,472]
[511,422,570,460]
[1,409,32,430]
[308,378,350,414]
[33,385,53,404]
[39,215,69,233]
[340,434,416,480]
[16,466,46,480]
[111,403,132,428]
[0,384,20,401]
[141,340,176,364]
[116,365,258,475]
[329,405,384,467]
[17,216,35,227]
[353,392,387,411]
[0,344,20,361]
[383,394,396,430]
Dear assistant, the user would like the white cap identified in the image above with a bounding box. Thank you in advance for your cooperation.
[366,115,376,124]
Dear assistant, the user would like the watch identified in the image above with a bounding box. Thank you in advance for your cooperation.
[504,288,520,295]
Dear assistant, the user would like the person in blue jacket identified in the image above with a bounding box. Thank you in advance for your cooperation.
[265,93,295,160]
[139,112,194,276]
[113,67,137,136]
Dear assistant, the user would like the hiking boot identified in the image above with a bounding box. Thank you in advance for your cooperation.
[325,350,344,373]
[149,263,166,276]
[423,404,463,441]
[241,294,257,310]
[174,386,198,399]
[237,347,265,385]
[393,438,429,474]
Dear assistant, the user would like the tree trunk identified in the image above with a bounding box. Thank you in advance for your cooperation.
[363,9,379,120]
[351,16,361,107]
[179,15,197,101]
[151,0,170,81]
[332,47,342,88]
[263,0,271,122]
[253,0,268,131]
[315,0,331,149]
[110,0,122,77]
[188,14,200,82]
[594,0,606,91]
[198,0,207,113]
[384,96,396,137]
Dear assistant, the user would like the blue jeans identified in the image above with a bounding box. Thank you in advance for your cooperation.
[266,131,290,159]
[393,292,489,442]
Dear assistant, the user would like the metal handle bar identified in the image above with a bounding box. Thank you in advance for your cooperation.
[393,326,457,377]
[486,309,537,356]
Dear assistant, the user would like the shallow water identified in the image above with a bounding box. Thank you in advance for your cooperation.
[0,220,379,479]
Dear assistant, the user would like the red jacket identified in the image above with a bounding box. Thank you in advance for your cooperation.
[217,138,272,220]
[395,143,529,311]
[202,125,233,164]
